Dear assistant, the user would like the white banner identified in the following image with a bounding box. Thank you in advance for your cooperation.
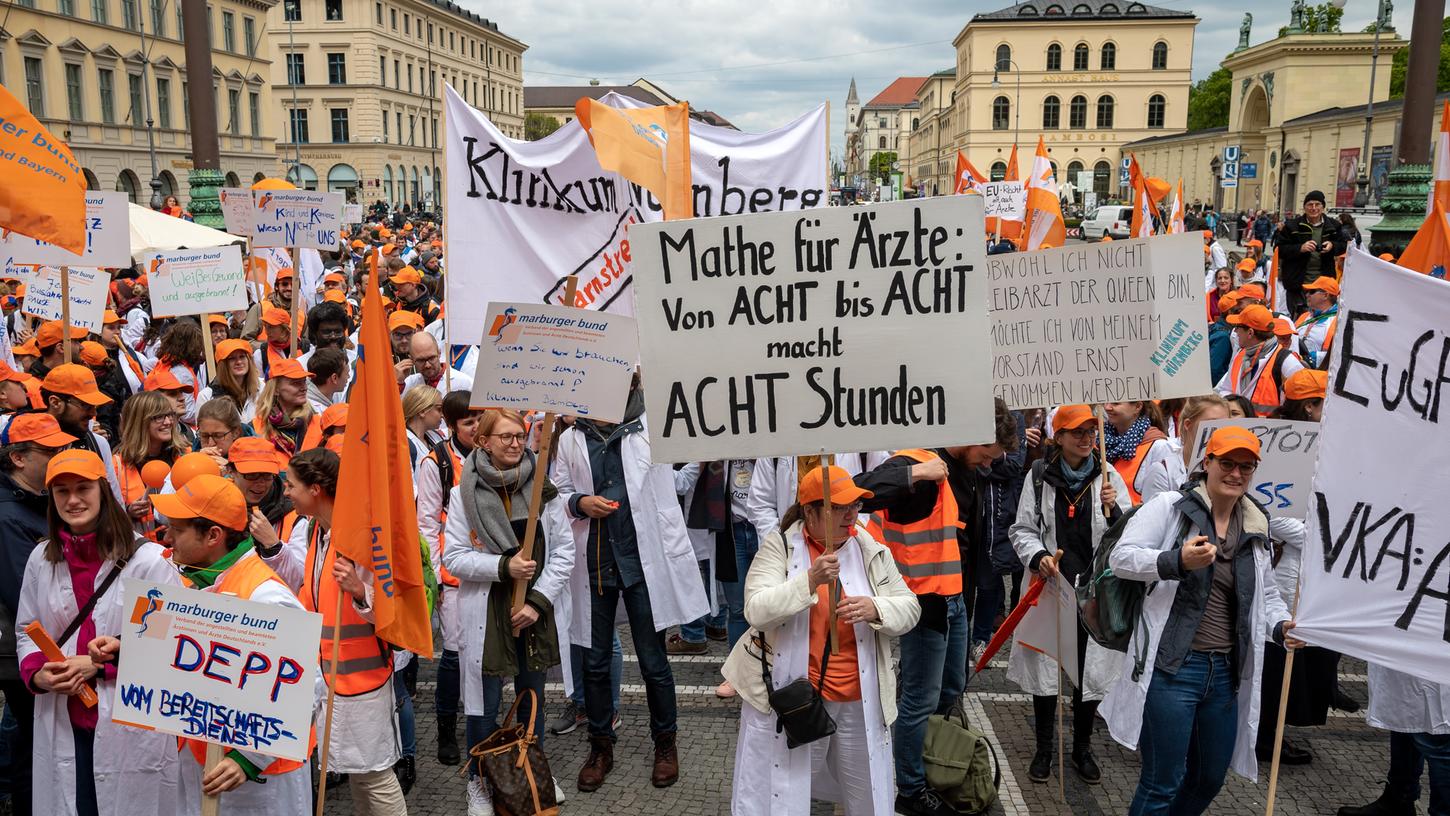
[982,181,1026,220]
[111,579,321,762]
[218,187,255,236]
[442,85,827,355]
[21,266,107,330]
[1294,251,1450,684]
[143,245,247,318]
[989,232,1211,409]
[470,302,639,422]
[251,190,344,250]
[1189,418,1319,520]
[631,197,994,463]
[0,191,130,268]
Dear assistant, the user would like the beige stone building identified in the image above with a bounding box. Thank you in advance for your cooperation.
[0,0,280,204]
[906,68,956,196]
[845,76,926,187]
[267,0,525,207]
[949,0,1197,198]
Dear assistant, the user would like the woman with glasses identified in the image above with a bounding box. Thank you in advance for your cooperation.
[443,408,574,815]
[1102,427,1302,815]
[195,398,247,465]
[198,339,261,423]
[1009,404,1132,786]
[1138,395,1231,505]
[402,384,444,470]
[112,392,187,536]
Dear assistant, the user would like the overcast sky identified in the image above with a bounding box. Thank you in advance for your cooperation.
[468,0,1413,161]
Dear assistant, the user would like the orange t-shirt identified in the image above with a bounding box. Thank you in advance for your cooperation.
[805,535,863,703]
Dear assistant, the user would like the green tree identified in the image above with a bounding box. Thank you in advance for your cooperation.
[1389,17,1450,98]
[869,151,898,180]
[524,113,562,141]
[1187,67,1232,131]
[1279,2,1343,35]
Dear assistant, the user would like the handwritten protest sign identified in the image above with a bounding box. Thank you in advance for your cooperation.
[988,232,1209,409]
[142,245,247,318]
[218,187,254,235]
[251,189,343,250]
[631,197,995,462]
[0,191,129,268]
[21,266,107,330]
[111,579,321,762]
[1189,418,1319,519]
[981,181,1026,220]
[470,302,639,422]
[1014,575,1080,683]
[1294,251,1450,684]
[343,203,364,225]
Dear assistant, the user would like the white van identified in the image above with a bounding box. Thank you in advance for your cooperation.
[1079,205,1132,240]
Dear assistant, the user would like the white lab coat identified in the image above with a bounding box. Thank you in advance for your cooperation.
[673,463,718,615]
[1367,666,1450,735]
[414,441,459,651]
[745,454,875,543]
[442,481,576,717]
[15,539,182,816]
[1006,461,1131,699]
[550,417,709,649]
[1099,490,1292,781]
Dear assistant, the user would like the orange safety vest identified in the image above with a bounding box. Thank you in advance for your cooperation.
[865,448,964,596]
[182,551,316,774]
[1227,343,1292,417]
[1295,310,1338,360]
[1113,440,1156,505]
[420,442,461,588]
[299,520,392,696]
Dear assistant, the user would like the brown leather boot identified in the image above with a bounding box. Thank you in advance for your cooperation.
[651,732,679,788]
[576,735,613,792]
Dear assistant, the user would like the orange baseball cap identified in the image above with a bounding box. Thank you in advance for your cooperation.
[79,341,108,367]
[43,363,112,405]
[380,243,397,256]
[388,310,424,332]
[206,314,230,328]
[6,413,77,446]
[1246,239,1264,249]
[378,227,392,239]
[1271,316,1295,338]
[323,289,348,304]
[171,452,223,489]
[1304,277,1341,296]
[268,358,313,380]
[274,267,296,281]
[44,449,106,486]
[1236,258,1257,273]
[36,321,88,349]
[12,338,38,357]
[321,403,348,430]
[1205,426,1261,461]
[144,367,187,392]
[797,464,873,506]
[1284,369,1329,401]
[350,239,365,249]
[1217,292,1242,313]
[228,437,285,475]
[403,222,414,232]
[389,267,422,286]
[325,434,346,454]
[102,309,126,325]
[1054,404,1098,432]
[215,338,253,362]
[1236,283,1266,301]
[1226,304,1274,332]
[1378,252,1396,262]
[261,304,293,327]
[0,360,28,384]
[324,271,346,284]
[151,473,248,530]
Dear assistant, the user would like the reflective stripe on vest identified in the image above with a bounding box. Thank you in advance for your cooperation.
[1228,344,1286,417]
[864,448,964,596]
[299,520,392,695]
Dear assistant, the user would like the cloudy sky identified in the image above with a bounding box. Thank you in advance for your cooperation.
[468,0,1412,161]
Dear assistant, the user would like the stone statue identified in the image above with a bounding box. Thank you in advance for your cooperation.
[1289,0,1306,32]
[1238,13,1253,50]
[1377,0,1394,30]
[1262,71,1275,105]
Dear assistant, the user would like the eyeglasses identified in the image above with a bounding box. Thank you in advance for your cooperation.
[1062,427,1096,439]
[810,500,862,516]
[1213,457,1258,475]
[149,414,176,425]
[489,433,527,445]
[199,430,237,444]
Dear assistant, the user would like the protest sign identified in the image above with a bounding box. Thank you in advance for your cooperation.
[343,203,364,225]
[0,191,129,268]
[443,85,827,351]
[1188,418,1319,519]
[631,196,994,463]
[470,302,639,422]
[111,578,321,762]
[1294,251,1450,684]
[143,245,247,318]
[21,265,106,330]
[251,189,344,249]
[218,187,254,235]
[982,181,1026,221]
[1013,574,1080,684]
[988,232,1209,409]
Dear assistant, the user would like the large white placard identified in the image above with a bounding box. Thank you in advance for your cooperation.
[988,232,1211,409]
[1013,575,1081,684]
[218,187,254,235]
[1189,418,1319,520]
[443,85,827,353]
[143,245,248,318]
[469,302,639,422]
[21,266,107,330]
[111,579,321,762]
[1294,251,1450,684]
[631,196,995,463]
[0,191,130,268]
[343,203,364,225]
[251,190,344,249]
[981,181,1026,220]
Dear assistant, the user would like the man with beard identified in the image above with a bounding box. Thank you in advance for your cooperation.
[403,332,472,395]
[242,266,298,342]
[39,364,122,499]
[389,267,440,326]
[226,436,293,553]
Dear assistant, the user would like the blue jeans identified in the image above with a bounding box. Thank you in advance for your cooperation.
[465,635,547,779]
[893,594,969,797]
[1387,731,1450,815]
[393,664,416,759]
[435,648,460,718]
[570,636,623,710]
[679,559,724,643]
[1130,652,1238,816]
[720,524,760,648]
[586,580,677,739]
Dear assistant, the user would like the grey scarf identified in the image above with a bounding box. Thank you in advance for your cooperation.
[461,448,542,555]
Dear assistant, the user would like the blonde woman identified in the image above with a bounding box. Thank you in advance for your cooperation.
[1138,394,1231,505]
[402,384,444,470]
[112,391,187,533]
[198,339,261,423]
[251,359,320,457]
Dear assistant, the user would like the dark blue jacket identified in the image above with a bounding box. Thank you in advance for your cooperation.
[0,471,50,680]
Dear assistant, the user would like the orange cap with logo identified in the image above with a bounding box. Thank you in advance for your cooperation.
[43,364,112,405]
[151,473,249,530]
[1226,304,1274,332]
[1303,277,1341,297]
[215,339,253,362]
[1204,426,1261,461]
[1053,404,1098,432]
[228,437,286,475]
[267,358,313,380]
[36,321,88,349]
[143,366,186,392]
[1284,369,1329,401]
[796,464,873,506]
[44,449,107,486]
[389,267,422,286]
[6,414,77,446]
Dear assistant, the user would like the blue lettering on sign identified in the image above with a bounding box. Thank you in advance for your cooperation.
[1253,481,1294,509]
[155,689,298,750]
[119,683,155,713]
[370,526,396,598]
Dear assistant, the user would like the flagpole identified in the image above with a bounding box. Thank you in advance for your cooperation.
[824,100,831,199]
[818,452,840,655]
[290,246,301,357]
[1263,577,1302,816]
[314,591,345,816]
[442,92,451,395]
[200,312,217,381]
[60,267,73,361]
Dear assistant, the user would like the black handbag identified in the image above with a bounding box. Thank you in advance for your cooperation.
[757,631,836,749]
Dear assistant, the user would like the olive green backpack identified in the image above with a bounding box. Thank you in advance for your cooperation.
[923,699,1001,814]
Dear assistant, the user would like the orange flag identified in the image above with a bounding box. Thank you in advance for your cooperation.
[1267,246,1280,311]
[1398,201,1450,279]
[331,270,433,656]
[1433,102,1450,214]
[1127,154,1156,239]
[1168,178,1185,234]
[954,152,986,195]
[0,83,87,254]
[575,99,693,221]
[1024,137,1066,250]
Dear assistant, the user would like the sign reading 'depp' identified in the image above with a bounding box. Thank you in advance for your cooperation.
[630,196,995,463]
[251,190,344,250]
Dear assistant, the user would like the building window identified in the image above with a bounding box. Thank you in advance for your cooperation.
[65,64,84,121]
[1094,160,1112,195]
[1152,42,1168,70]
[149,0,164,33]
[403,13,409,34]
[431,117,437,146]
[1096,95,1114,128]
[1147,93,1166,128]
[990,161,1007,182]
[227,88,240,134]
[1042,95,1060,129]
[156,77,170,128]
[330,109,348,141]
[175,3,182,37]
[222,11,235,52]
[992,96,1010,130]
[1046,43,1061,71]
[382,108,389,141]
[407,64,413,93]
[128,73,143,125]
[283,0,299,22]
[289,108,309,143]
[286,53,304,85]
[418,65,424,92]
[60,0,75,14]
[121,0,138,29]
[426,22,432,43]
[878,136,886,149]
[325,0,341,19]
[429,70,435,96]
[1073,43,1089,70]
[396,112,402,142]
[249,91,260,137]
[379,56,386,84]
[327,53,346,84]
[1069,95,1086,129]
[97,68,115,123]
[243,17,256,56]
[92,0,107,23]
[995,44,1011,71]
[408,114,415,144]
[375,1,382,24]
[1101,42,1116,70]
[181,80,188,127]
[390,8,396,29]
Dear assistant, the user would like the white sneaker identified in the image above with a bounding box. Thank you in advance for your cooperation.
[553,776,567,804]
[467,775,494,816]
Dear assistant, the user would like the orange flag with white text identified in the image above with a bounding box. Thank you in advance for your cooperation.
[331,270,433,656]
[954,152,986,195]
[1168,178,1185,234]
[1398,201,1450,278]
[1432,102,1450,215]
[575,98,693,221]
[1127,154,1157,238]
[1025,137,1066,250]
[0,83,87,254]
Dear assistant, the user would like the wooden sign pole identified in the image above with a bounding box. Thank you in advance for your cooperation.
[313,592,345,816]
[290,247,301,357]
[200,313,217,381]
[818,454,840,655]
[199,742,224,816]
[1096,405,1113,514]
[1263,578,1302,816]
[60,266,73,361]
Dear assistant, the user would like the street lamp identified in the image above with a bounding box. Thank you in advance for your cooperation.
[1354,0,1387,208]
[992,58,1023,153]
[137,9,162,209]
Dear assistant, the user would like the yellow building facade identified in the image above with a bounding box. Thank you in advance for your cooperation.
[906,69,957,197]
